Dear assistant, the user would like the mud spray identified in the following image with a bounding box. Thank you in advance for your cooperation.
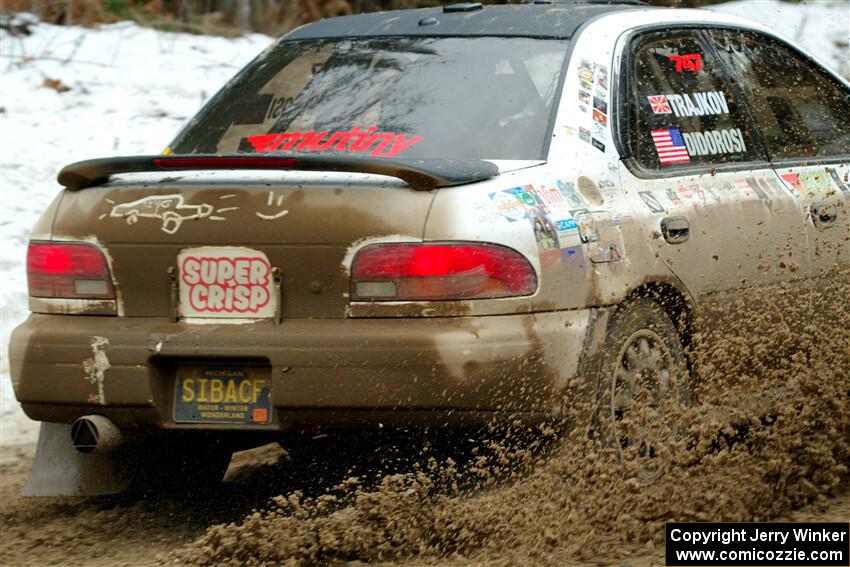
[175,268,849,566]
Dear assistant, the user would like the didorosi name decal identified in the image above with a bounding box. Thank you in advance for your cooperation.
[652,127,747,165]
[683,128,747,157]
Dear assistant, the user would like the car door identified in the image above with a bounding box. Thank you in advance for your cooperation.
[708,28,850,284]
[616,29,809,303]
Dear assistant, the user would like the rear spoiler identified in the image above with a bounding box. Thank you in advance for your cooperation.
[57,154,500,191]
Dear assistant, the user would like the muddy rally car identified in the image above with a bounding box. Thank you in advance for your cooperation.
[9,0,850,496]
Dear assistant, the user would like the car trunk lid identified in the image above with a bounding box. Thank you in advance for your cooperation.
[51,170,437,319]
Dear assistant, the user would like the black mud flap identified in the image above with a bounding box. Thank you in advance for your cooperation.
[23,423,134,497]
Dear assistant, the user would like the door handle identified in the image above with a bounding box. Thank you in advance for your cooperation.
[810,202,838,229]
[660,216,690,244]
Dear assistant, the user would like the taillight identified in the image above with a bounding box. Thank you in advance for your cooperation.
[351,242,537,301]
[27,241,115,299]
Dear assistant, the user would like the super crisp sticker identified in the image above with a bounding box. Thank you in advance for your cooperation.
[177,247,276,319]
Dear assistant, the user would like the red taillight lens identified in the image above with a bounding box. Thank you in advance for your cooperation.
[351,243,537,301]
[27,242,115,299]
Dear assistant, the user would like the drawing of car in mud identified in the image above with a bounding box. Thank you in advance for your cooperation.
[109,194,214,234]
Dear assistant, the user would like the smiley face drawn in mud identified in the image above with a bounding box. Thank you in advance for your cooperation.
[256,191,290,220]
[108,194,216,235]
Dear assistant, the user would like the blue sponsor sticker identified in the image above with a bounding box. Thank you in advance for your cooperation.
[556,218,578,231]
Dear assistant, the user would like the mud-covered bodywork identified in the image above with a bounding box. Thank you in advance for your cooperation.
[9,2,850,495]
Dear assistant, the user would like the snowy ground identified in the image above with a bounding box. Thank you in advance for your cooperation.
[1,1,848,450]
[0,18,272,447]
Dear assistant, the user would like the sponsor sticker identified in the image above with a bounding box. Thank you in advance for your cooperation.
[531,208,560,252]
[489,188,531,221]
[666,187,683,206]
[639,191,665,213]
[668,52,703,73]
[575,60,610,150]
[534,183,573,208]
[782,172,837,198]
[556,218,579,232]
[592,109,607,126]
[577,176,604,206]
[245,127,422,158]
[574,211,599,244]
[265,95,293,121]
[594,63,608,91]
[557,180,585,208]
[593,96,608,115]
[591,121,606,139]
[178,247,276,318]
[578,59,594,89]
[828,168,850,194]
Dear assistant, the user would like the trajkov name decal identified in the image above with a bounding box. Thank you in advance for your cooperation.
[648,91,729,117]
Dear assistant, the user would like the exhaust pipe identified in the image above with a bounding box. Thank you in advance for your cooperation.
[70,415,123,453]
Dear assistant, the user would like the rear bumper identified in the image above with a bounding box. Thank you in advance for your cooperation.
[9,311,590,431]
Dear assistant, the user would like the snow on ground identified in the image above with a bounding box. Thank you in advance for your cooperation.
[0,18,272,448]
[0,1,848,449]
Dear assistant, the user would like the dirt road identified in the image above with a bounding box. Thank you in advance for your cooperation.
[1,439,848,567]
[2,277,849,566]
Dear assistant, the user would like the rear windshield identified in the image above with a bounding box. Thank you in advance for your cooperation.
[170,37,568,160]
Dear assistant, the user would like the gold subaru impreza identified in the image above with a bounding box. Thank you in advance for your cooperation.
[10,0,850,495]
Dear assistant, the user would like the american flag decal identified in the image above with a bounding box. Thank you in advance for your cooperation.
[647,95,672,114]
[651,128,690,165]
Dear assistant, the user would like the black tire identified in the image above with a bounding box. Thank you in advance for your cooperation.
[596,298,690,481]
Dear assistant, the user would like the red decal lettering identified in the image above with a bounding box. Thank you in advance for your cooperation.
[181,255,272,314]
[296,131,333,152]
[668,53,703,73]
[245,127,422,158]
[246,133,280,152]
[348,127,379,152]
[273,132,304,152]
[365,132,395,156]
[381,134,423,158]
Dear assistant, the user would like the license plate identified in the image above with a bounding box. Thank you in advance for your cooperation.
[174,367,272,424]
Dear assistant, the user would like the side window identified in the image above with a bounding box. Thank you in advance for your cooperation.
[627,31,760,171]
[709,29,850,160]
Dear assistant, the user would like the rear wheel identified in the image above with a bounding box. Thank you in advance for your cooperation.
[597,298,690,481]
